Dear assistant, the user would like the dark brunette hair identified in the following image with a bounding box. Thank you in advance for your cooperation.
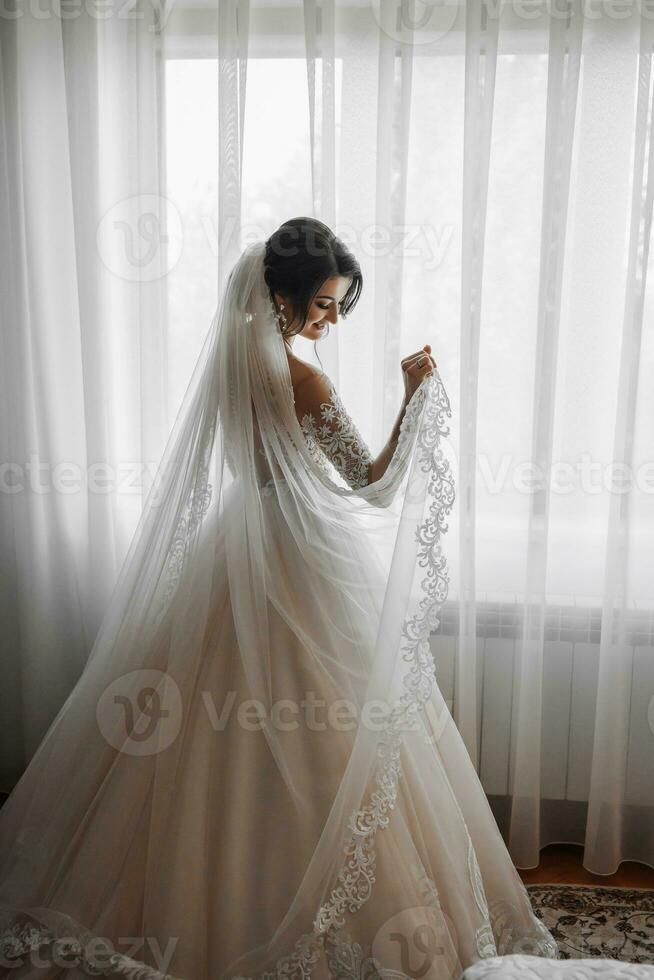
[263,217,362,339]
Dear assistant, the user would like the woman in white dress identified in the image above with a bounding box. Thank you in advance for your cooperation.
[0,218,558,979]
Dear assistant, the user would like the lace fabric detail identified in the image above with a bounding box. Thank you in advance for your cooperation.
[489,885,560,958]
[324,930,381,980]
[310,378,453,937]
[467,835,559,960]
[153,420,215,626]
[469,836,498,959]
[410,859,443,912]
[299,382,374,491]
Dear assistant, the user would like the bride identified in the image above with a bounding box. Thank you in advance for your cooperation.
[0,218,558,979]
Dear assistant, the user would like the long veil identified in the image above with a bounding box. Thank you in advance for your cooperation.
[0,240,457,977]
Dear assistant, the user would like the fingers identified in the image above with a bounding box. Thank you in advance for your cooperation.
[401,342,437,390]
[402,349,438,373]
[402,352,432,368]
[401,344,435,363]
[407,360,435,379]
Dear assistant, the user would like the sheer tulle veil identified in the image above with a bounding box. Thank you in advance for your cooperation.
[0,239,457,976]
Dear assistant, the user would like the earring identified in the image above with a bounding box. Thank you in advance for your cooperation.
[276,302,288,334]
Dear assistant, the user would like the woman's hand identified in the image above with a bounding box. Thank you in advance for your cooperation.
[369,344,438,484]
[402,344,437,402]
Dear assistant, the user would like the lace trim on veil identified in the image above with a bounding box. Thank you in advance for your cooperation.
[153,419,216,628]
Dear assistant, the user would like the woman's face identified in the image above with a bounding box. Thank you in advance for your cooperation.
[278,275,352,342]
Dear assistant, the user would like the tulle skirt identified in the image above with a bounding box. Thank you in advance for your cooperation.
[0,489,558,979]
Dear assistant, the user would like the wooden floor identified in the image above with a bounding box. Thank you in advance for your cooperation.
[518,843,654,888]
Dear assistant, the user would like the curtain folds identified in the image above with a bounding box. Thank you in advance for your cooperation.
[0,0,652,876]
[508,0,585,870]
[457,0,500,767]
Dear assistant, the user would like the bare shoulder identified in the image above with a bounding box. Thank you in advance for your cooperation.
[285,351,329,398]
[284,353,334,426]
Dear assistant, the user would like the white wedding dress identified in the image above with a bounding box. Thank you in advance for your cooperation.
[0,242,558,980]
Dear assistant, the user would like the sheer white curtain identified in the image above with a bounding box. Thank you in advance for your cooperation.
[0,0,169,782]
[1,0,652,875]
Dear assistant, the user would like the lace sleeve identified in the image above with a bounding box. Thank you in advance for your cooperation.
[295,372,374,490]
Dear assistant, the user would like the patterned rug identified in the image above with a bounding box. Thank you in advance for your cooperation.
[526,884,654,964]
